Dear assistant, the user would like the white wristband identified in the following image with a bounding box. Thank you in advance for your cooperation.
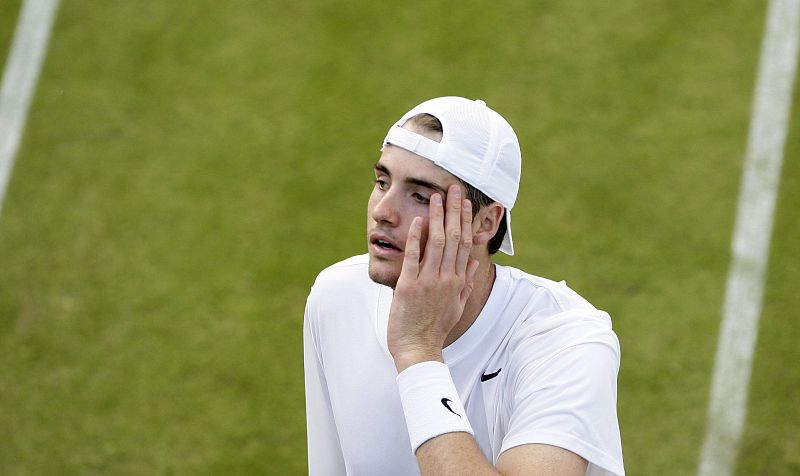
[396,361,474,454]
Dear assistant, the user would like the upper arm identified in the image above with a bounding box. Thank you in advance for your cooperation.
[498,339,623,475]
[303,298,347,474]
[496,443,587,476]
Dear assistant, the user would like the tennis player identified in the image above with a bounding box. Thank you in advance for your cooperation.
[304,97,624,475]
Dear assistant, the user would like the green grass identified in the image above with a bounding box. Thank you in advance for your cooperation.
[0,0,794,474]
[0,0,22,72]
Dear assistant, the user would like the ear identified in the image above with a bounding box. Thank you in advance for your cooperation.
[472,203,504,248]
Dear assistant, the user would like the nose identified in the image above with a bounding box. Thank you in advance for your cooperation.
[370,188,400,226]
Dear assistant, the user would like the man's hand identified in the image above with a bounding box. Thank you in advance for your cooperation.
[387,184,480,372]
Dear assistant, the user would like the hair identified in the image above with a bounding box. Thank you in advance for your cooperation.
[404,113,507,255]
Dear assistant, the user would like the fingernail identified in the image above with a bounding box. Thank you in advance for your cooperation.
[432,194,442,205]
[452,186,461,198]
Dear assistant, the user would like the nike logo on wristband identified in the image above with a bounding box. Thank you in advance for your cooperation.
[440,398,461,418]
[480,368,502,382]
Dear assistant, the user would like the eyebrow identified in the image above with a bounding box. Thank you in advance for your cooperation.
[374,162,448,196]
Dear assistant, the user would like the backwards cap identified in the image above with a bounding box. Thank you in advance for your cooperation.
[382,96,521,255]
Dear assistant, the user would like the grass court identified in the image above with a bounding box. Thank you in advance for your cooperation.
[0,1,798,474]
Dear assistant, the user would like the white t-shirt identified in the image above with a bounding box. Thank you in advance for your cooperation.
[304,254,625,476]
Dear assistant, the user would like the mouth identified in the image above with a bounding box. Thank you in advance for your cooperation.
[374,239,401,251]
[369,233,403,256]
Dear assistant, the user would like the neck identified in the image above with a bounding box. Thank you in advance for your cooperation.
[443,258,496,347]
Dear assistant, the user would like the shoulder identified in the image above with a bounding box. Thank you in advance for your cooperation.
[309,254,371,297]
[306,254,377,316]
[501,265,599,314]
[498,265,620,367]
[316,253,370,276]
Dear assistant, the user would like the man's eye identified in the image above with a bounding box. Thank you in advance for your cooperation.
[412,193,429,204]
[375,179,388,190]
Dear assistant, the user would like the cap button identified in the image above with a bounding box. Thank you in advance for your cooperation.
[475,99,486,107]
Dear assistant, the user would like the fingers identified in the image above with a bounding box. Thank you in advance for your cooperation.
[459,257,480,305]
[466,257,480,283]
[424,184,473,276]
[454,198,473,276]
[401,217,422,279]
[421,193,445,275]
[440,185,464,272]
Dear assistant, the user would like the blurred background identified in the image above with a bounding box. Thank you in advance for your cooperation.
[0,0,798,474]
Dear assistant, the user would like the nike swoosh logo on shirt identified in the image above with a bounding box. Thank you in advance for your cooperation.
[480,368,502,382]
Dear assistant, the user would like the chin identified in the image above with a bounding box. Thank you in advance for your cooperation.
[368,257,400,288]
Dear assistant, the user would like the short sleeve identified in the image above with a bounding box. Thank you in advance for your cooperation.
[501,341,625,476]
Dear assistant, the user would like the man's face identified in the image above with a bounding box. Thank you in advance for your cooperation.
[367,145,464,288]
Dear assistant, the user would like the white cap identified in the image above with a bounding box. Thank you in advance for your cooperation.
[382,96,521,255]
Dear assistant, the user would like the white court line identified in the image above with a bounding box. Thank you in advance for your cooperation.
[0,0,60,215]
[698,1,800,475]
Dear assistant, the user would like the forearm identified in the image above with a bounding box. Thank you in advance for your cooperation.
[416,432,499,476]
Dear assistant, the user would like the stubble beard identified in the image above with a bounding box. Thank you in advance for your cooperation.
[368,257,400,289]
